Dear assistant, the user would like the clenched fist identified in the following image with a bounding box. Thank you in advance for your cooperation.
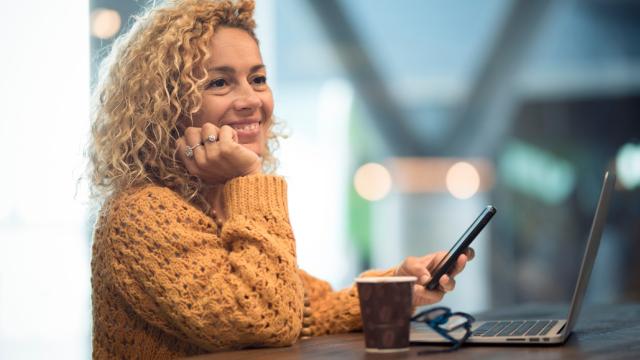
[177,123,262,185]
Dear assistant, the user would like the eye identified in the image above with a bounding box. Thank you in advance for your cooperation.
[207,78,227,89]
[251,75,268,88]
[251,75,268,91]
[253,75,267,84]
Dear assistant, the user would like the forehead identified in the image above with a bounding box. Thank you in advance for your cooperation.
[207,27,262,66]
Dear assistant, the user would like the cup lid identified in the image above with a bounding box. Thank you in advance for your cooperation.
[355,276,417,283]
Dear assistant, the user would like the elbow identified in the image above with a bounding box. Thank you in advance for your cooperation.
[260,305,303,347]
[232,272,305,347]
[269,321,302,347]
[252,296,304,347]
[263,275,305,346]
[280,312,303,345]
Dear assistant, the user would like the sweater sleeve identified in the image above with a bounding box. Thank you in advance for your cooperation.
[298,267,396,336]
[99,175,304,351]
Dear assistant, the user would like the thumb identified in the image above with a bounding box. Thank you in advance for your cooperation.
[418,274,430,286]
[416,268,432,286]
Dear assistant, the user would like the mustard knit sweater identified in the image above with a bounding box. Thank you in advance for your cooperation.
[91,175,394,359]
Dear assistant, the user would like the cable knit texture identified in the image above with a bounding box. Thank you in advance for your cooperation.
[91,174,394,359]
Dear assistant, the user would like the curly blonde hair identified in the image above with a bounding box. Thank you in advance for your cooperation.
[89,0,281,211]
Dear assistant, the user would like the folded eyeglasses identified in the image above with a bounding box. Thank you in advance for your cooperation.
[411,306,475,353]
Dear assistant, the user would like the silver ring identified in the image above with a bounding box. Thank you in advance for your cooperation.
[206,134,217,143]
[185,143,202,158]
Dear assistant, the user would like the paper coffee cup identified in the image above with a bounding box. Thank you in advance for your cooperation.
[356,276,417,353]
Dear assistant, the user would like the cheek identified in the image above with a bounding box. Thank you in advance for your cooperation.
[197,98,229,126]
[261,91,274,119]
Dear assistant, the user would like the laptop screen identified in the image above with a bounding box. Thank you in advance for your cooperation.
[562,171,615,334]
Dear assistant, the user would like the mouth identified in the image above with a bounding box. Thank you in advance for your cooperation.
[224,119,262,140]
[229,122,260,132]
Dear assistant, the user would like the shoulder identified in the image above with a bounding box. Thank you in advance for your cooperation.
[116,185,186,207]
[96,185,213,234]
[109,185,197,216]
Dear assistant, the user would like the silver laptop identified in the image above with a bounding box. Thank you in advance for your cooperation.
[410,171,615,345]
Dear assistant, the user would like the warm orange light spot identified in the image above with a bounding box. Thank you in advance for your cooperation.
[446,162,480,199]
[90,8,121,39]
[354,163,392,201]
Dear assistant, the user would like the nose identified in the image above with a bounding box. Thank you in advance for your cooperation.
[232,82,262,113]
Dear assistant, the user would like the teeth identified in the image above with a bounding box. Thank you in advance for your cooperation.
[231,123,259,131]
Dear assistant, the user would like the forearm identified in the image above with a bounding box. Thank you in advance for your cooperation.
[302,267,396,336]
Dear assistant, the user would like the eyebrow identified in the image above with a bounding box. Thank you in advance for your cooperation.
[207,64,265,74]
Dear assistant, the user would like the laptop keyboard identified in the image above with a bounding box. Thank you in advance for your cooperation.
[473,320,559,337]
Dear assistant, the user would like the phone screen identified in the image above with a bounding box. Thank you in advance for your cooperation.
[425,205,496,290]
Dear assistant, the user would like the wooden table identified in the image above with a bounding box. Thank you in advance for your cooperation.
[188,303,640,360]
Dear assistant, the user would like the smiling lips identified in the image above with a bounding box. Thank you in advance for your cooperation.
[231,122,259,132]
[226,120,261,140]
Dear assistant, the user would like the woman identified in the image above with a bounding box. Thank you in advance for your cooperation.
[89,0,473,358]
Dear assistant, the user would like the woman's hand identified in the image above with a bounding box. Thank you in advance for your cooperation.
[394,248,475,307]
[176,123,262,185]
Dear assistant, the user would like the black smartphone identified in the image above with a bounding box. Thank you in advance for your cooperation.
[425,205,496,291]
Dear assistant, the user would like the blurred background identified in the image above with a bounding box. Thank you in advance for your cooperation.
[1,0,639,358]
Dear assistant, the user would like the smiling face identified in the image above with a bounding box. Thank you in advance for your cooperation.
[193,26,273,156]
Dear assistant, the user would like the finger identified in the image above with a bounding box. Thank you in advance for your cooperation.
[184,126,202,147]
[449,254,468,277]
[201,122,220,146]
[417,273,431,286]
[404,257,431,285]
[428,250,448,261]
[176,137,202,176]
[439,274,456,292]
[412,284,444,306]
[218,125,238,144]
[465,247,476,261]
[176,137,187,162]
[425,251,448,268]
[217,125,240,160]
[184,127,206,165]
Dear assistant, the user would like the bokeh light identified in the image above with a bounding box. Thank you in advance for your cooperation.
[446,161,480,199]
[616,142,640,190]
[354,163,392,201]
[90,8,121,39]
